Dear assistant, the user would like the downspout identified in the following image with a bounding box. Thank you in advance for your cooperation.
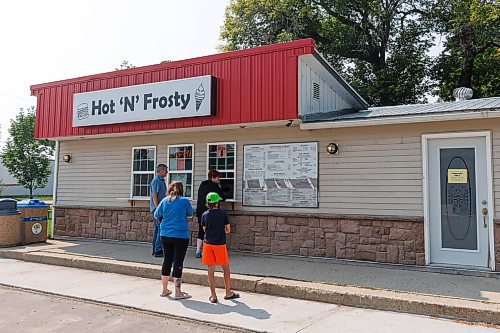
[51,140,59,239]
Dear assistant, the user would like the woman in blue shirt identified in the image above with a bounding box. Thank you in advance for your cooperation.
[154,180,193,300]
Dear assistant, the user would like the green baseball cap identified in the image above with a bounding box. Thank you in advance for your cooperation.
[206,192,221,204]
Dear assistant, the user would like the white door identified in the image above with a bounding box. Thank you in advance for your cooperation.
[427,136,490,268]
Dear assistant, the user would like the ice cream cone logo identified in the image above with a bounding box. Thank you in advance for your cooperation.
[194,84,205,111]
[77,103,89,120]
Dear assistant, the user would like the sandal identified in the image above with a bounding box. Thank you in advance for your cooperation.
[209,296,218,303]
[173,292,192,300]
[160,290,172,297]
[224,292,240,300]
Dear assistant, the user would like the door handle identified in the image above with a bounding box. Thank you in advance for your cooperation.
[481,207,488,228]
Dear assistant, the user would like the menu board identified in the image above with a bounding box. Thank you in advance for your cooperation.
[243,142,318,207]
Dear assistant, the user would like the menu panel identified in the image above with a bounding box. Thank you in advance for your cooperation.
[243,142,318,207]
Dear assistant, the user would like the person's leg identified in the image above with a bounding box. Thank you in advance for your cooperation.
[160,237,174,296]
[153,217,162,255]
[171,238,190,298]
[222,263,232,296]
[152,215,158,255]
[218,246,238,299]
[207,264,217,301]
[196,216,204,255]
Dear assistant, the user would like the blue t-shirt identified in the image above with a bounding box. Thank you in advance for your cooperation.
[201,208,229,245]
[149,175,166,212]
[154,196,193,239]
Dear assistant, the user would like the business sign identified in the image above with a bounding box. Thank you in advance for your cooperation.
[243,142,318,207]
[73,75,216,127]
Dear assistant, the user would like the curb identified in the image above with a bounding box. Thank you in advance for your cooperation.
[1,250,499,325]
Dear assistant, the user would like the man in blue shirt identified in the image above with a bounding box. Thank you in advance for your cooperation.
[150,164,168,257]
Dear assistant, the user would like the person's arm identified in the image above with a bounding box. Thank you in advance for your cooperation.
[186,199,193,218]
[151,179,160,208]
[201,214,207,232]
[224,212,230,234]
[214,183,226,202]
[153,202,162,220]
[152,192,159,208]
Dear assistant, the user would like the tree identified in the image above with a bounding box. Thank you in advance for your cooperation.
[115,60,136,71]
[220,0,434,106]
[431,0,499,100]
[1,107,54,198]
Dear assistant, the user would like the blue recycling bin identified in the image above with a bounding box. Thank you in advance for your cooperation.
[18,199,49,244]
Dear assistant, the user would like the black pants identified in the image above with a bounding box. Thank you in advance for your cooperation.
[197,215,205,240]
[160,237,189,278]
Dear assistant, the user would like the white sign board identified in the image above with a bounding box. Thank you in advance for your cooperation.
[243,142,318,207]
[73,75,215,127]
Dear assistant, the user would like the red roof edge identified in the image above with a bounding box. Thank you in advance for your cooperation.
[30,38,316,94]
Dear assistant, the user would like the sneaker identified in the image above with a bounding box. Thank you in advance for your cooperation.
[195,252,202,258]
[154,252,164,258]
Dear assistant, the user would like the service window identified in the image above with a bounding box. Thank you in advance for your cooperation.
[131,146,156,198]
[168,144,194,200]
[207,142,236,200]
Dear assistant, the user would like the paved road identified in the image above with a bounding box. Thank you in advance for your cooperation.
[0,258,498,333]
[0,286,243,333]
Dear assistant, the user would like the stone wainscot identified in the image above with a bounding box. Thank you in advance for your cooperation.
[54,205,430,266]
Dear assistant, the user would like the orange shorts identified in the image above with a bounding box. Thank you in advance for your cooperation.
[201,242,229,266]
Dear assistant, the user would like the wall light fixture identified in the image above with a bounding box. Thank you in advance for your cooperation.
[326,143,339,155]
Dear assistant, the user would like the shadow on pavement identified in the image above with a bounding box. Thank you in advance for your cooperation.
[180,298,271,319]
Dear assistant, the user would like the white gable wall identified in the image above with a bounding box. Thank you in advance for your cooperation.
[299,58,351,117]
[298,55,367,118]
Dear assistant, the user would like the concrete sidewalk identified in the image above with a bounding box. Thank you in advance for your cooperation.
[2,258,498,333]
[1,237,499,325]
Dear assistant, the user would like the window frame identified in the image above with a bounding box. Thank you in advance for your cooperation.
[167,143,195,200]
[206,141,237,201]
[130,146,157,200]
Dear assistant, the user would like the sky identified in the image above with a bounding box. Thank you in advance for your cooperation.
[0,0,230,145]
[0,1,444,146]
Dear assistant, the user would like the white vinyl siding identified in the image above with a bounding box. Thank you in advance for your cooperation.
[56,118,500,218]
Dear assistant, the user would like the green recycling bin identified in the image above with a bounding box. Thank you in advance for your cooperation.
[0,198,21,247]
[18,199,49,244]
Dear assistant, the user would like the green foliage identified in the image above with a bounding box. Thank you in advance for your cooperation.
[220,0,434,106]
[220,0,499,105]
[432,0,500,100]
[115,60,136,70]
[1,107,54,198]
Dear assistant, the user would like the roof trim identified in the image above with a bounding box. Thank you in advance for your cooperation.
[30,39,316,92]
[300,109,500,130]
[40,119,302,141]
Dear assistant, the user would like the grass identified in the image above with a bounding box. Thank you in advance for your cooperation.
[12,195,53,202]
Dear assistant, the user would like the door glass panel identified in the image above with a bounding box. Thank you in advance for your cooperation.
[440,148,477,250]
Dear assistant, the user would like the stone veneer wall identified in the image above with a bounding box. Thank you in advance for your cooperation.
[54,205,429,266]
